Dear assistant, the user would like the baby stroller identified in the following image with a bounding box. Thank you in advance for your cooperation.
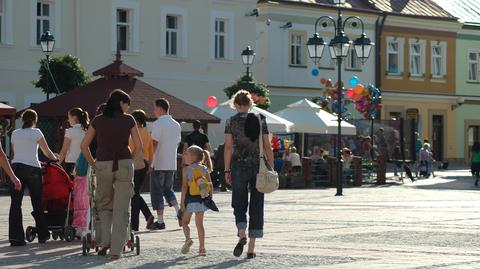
[81,166,140,256]
[25,161,76,242]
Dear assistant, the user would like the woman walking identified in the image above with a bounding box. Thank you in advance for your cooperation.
[469,141,480,186]
[81,90,142,260]
[58,107,90,177]
[129,109,155,231]
[224,90,274,259]
[9,109,58,246]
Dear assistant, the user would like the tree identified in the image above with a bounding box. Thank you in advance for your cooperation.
[224,74,270,109]
[33,54,90,98]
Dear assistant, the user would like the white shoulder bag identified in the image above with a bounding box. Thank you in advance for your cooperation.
[256,114,279,193]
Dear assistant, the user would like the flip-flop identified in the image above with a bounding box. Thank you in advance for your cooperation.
[247,253,256,259]
[233,237,247,257]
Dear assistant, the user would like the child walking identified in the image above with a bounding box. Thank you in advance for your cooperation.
[180,145,213,256]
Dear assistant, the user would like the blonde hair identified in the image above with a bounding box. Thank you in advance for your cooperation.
[231,90,253,109]
[187,145,213,172]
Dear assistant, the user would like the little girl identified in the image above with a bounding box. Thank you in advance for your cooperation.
[180,145,213,256]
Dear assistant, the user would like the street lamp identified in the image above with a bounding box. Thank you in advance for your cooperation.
[40,31,55,100]
[306,4,374,196]
[241,46,255,77]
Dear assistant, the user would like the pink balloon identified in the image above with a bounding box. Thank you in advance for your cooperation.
[205,96,218,108]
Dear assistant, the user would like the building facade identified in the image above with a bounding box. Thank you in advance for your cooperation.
[0,0,257,110]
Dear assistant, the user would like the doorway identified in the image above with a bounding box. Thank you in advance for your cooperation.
[467,125,480,153]
[432,115,444,161]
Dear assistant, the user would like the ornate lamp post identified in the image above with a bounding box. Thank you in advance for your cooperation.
[40,31,55,100]
[241,46,255,77]
[306,0,373,196]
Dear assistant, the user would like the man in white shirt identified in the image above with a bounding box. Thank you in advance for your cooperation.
[150,98,182,230]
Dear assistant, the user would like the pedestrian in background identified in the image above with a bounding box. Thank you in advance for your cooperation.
[150,98,182,230]
[81,90,143,260]
[9,109,58,246]
[469,141,480,186]
[129,109,155,231]
[58,107,90,178]
[185,120,212,153]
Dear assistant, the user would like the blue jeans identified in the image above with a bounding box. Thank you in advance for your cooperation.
[231,161,264,238]
[150,170,177,210]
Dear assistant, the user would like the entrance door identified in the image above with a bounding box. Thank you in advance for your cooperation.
[432,115,444,161]
[467,125,480,153]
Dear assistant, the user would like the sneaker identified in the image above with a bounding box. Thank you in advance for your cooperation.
[150,222,165,230]
[181,239,193,255]
[39,232,51,244]
[177,211,183,227]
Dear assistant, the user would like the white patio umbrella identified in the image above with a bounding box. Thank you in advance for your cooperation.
[208,100,294,148]
[274,99,356,135]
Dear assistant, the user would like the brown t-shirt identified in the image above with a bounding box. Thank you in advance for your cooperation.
[91,114,136,170]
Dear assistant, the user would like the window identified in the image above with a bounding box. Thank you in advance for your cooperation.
[347,47,361,70]
[289,32,305,66]
[431,42,446,78]
[409,39,425,77]
[165,15,179,56]
[468,51,479,82]
[214,19,226,59]
[387,40,399,74]
[36,1,52,45]
[116,9,131,51]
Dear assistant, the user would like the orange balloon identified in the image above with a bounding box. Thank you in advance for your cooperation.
[353,84,364,95]
[320,78,327,84]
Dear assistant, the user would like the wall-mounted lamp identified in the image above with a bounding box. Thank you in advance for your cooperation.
[280,22,292,29]
[245,8,259,17]
[451,96,465,110]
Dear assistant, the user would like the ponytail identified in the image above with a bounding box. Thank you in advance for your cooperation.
[68,107,90,130]
[21,109,38,129]
[202,150,213,173]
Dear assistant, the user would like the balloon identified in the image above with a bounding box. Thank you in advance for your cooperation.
[311,68,319,76]
[346,89,354,99]
[349,76,359,87]
[320,77,327,84]
[353,84,364,95]
[205,96,218,108]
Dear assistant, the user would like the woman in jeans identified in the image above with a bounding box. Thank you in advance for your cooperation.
[224,90,274,259]
[58,107,90,177]
[81,90,142,260]
[129,110,155,231]
[9,109,58,246]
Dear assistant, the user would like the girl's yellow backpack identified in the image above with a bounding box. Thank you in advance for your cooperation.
[189,165,212,197]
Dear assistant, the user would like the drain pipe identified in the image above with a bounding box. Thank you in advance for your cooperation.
[375,12,387,88]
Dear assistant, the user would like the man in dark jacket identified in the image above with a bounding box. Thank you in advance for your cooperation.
[184,120,212,153]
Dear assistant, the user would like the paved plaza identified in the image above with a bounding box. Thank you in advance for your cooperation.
[0,169,479,269]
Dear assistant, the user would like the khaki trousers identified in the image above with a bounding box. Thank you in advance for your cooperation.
[95,159,134,256]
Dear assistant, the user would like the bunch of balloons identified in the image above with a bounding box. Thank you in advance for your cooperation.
[271,136,290,150]
[344,76,382,119]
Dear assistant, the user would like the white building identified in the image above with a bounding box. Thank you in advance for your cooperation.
[0,0,257,110]
[254,0,378,112]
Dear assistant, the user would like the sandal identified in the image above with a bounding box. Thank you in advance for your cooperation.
[233,237,247,257]
[247,253,256,259]
[181,239,193,255]
[199,248,206,256]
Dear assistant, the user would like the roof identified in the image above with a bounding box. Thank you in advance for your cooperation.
[28,54,220,123]
[0,103,16,117]
[431,0,480,24]
[258,0,457,20]
[92,50,144,78]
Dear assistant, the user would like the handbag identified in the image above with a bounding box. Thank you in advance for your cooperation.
[255,114,279,193]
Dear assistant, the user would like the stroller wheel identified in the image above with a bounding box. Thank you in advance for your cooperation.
[52,232,59,240]
[64,226,75,242]
[135,236,140,255]
[130,232,135,251]
[26,226,36,242]
[82,237,87,256]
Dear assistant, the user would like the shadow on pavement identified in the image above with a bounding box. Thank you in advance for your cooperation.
[409,176,479,191]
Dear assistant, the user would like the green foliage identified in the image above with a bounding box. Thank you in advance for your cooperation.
[33,54,90,96]
[223,74,270,110]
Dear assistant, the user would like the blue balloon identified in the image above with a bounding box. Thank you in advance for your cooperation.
[311,68,319,76]
[349,76,359,87]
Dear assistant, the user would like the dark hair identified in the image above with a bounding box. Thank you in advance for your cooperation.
[21,109,38,129]
[232,90,253,108]
[193,120,201,130]
[96,103,107,116]
[473,142,480,153]
[104,90,131,117]
[69,107,90,130]
[245,113,260,142]
[132,109,147,127]
[155,98,170,113]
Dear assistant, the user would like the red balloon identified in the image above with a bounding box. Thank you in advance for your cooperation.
[346,89,354,99]
[205,96,218,108]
